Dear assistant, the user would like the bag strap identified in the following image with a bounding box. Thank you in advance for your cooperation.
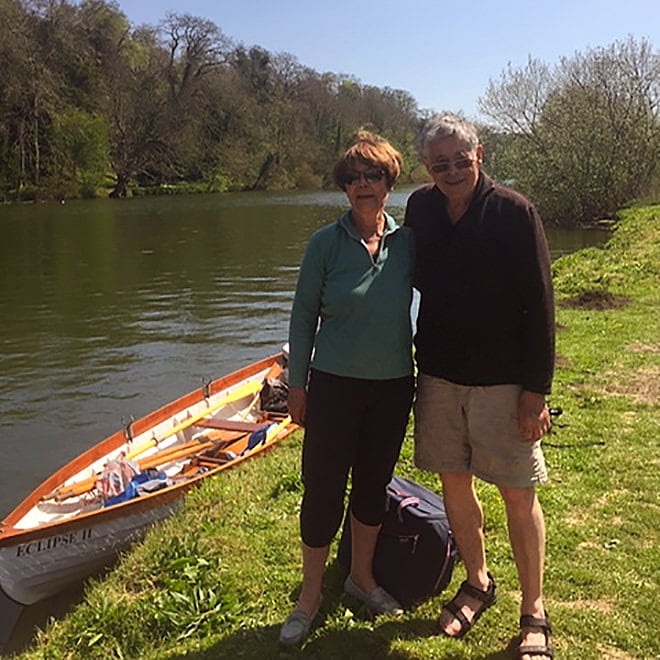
[433,533,456,592]
[396,496,420,522]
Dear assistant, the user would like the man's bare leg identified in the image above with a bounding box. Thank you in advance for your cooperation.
[439,472,491,636]
[500,486,549,660]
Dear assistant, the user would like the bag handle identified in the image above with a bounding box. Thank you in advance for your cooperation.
[397,496,420,522]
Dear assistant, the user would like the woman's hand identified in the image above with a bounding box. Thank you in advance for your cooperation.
[288,387,308,426]
[518,390,551,443]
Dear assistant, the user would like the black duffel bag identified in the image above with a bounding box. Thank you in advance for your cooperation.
[338,475,459,609]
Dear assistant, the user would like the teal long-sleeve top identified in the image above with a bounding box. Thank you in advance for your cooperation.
[288,211,415,388]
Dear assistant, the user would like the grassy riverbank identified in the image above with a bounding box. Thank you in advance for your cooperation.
[13,204,659,659]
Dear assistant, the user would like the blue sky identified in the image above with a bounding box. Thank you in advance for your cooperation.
[115,0,659,120]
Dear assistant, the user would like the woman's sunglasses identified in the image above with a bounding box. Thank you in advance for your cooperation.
[345,169,385,185]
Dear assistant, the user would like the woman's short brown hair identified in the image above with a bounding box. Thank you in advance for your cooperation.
[333,131,403,191]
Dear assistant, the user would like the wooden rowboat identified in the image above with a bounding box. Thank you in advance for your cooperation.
[0,351,296,640]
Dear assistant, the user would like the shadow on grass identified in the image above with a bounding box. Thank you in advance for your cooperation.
[167,618,516,659]
[164,619,515,660]
[164,562,514,660]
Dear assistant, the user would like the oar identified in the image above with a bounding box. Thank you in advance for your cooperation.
[136,439,216,470]
[150,414,291,466]
[48,361,288,502]
[185,415,293,471]
[124,378,265,461]
[52,433,236,501]
[50,442,208,501]
[46,378,265,502]
[53,415,294,501]
[56,417,292,501]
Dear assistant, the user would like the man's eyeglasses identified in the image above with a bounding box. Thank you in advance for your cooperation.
[429,158,475,174]
[345,169,385,185]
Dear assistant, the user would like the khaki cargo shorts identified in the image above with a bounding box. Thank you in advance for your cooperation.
[414,372,548,488]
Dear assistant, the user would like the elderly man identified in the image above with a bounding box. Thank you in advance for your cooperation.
[404,113,555,660]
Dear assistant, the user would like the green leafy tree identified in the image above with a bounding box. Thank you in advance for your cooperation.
[0,0,33,194]
[52,108,109,194]
[0,1,422,198]
[479,37,660,225]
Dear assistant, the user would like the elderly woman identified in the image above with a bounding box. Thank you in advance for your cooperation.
[279,132,415,646]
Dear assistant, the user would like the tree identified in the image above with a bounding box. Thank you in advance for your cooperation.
[0,0,33,194]
[479,37,660,225]
[0,1,423,198]
[105,25,171,196]
[52,108,108,193]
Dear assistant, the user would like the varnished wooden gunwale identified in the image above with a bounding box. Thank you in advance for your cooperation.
[0,353,286,542]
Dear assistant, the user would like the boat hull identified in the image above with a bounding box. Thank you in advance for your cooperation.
[0,496,180,605]
[0,352,295,609]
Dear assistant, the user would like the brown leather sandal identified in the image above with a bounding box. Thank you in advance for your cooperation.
[515,611,554,659]
[440,572,497,639]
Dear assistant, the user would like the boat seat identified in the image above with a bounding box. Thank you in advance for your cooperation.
[194,418,267,432]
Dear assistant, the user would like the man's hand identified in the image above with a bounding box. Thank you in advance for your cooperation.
[288,387,307,426]
[518,390,551,443]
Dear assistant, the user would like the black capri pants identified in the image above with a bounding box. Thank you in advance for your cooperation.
[300,368,414,548]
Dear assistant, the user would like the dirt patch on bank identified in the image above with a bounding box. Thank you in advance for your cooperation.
[595,646,637,660]
[627,342,660,354]
[559,289,632,310]
[559,597,616,615]
[599,365,660,405]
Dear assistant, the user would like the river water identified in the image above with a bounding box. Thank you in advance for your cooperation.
[0,188,608,518]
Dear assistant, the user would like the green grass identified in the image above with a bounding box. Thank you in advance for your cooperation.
[13,205,660,659]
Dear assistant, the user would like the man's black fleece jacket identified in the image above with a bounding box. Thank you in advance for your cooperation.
[404,173,555,394]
